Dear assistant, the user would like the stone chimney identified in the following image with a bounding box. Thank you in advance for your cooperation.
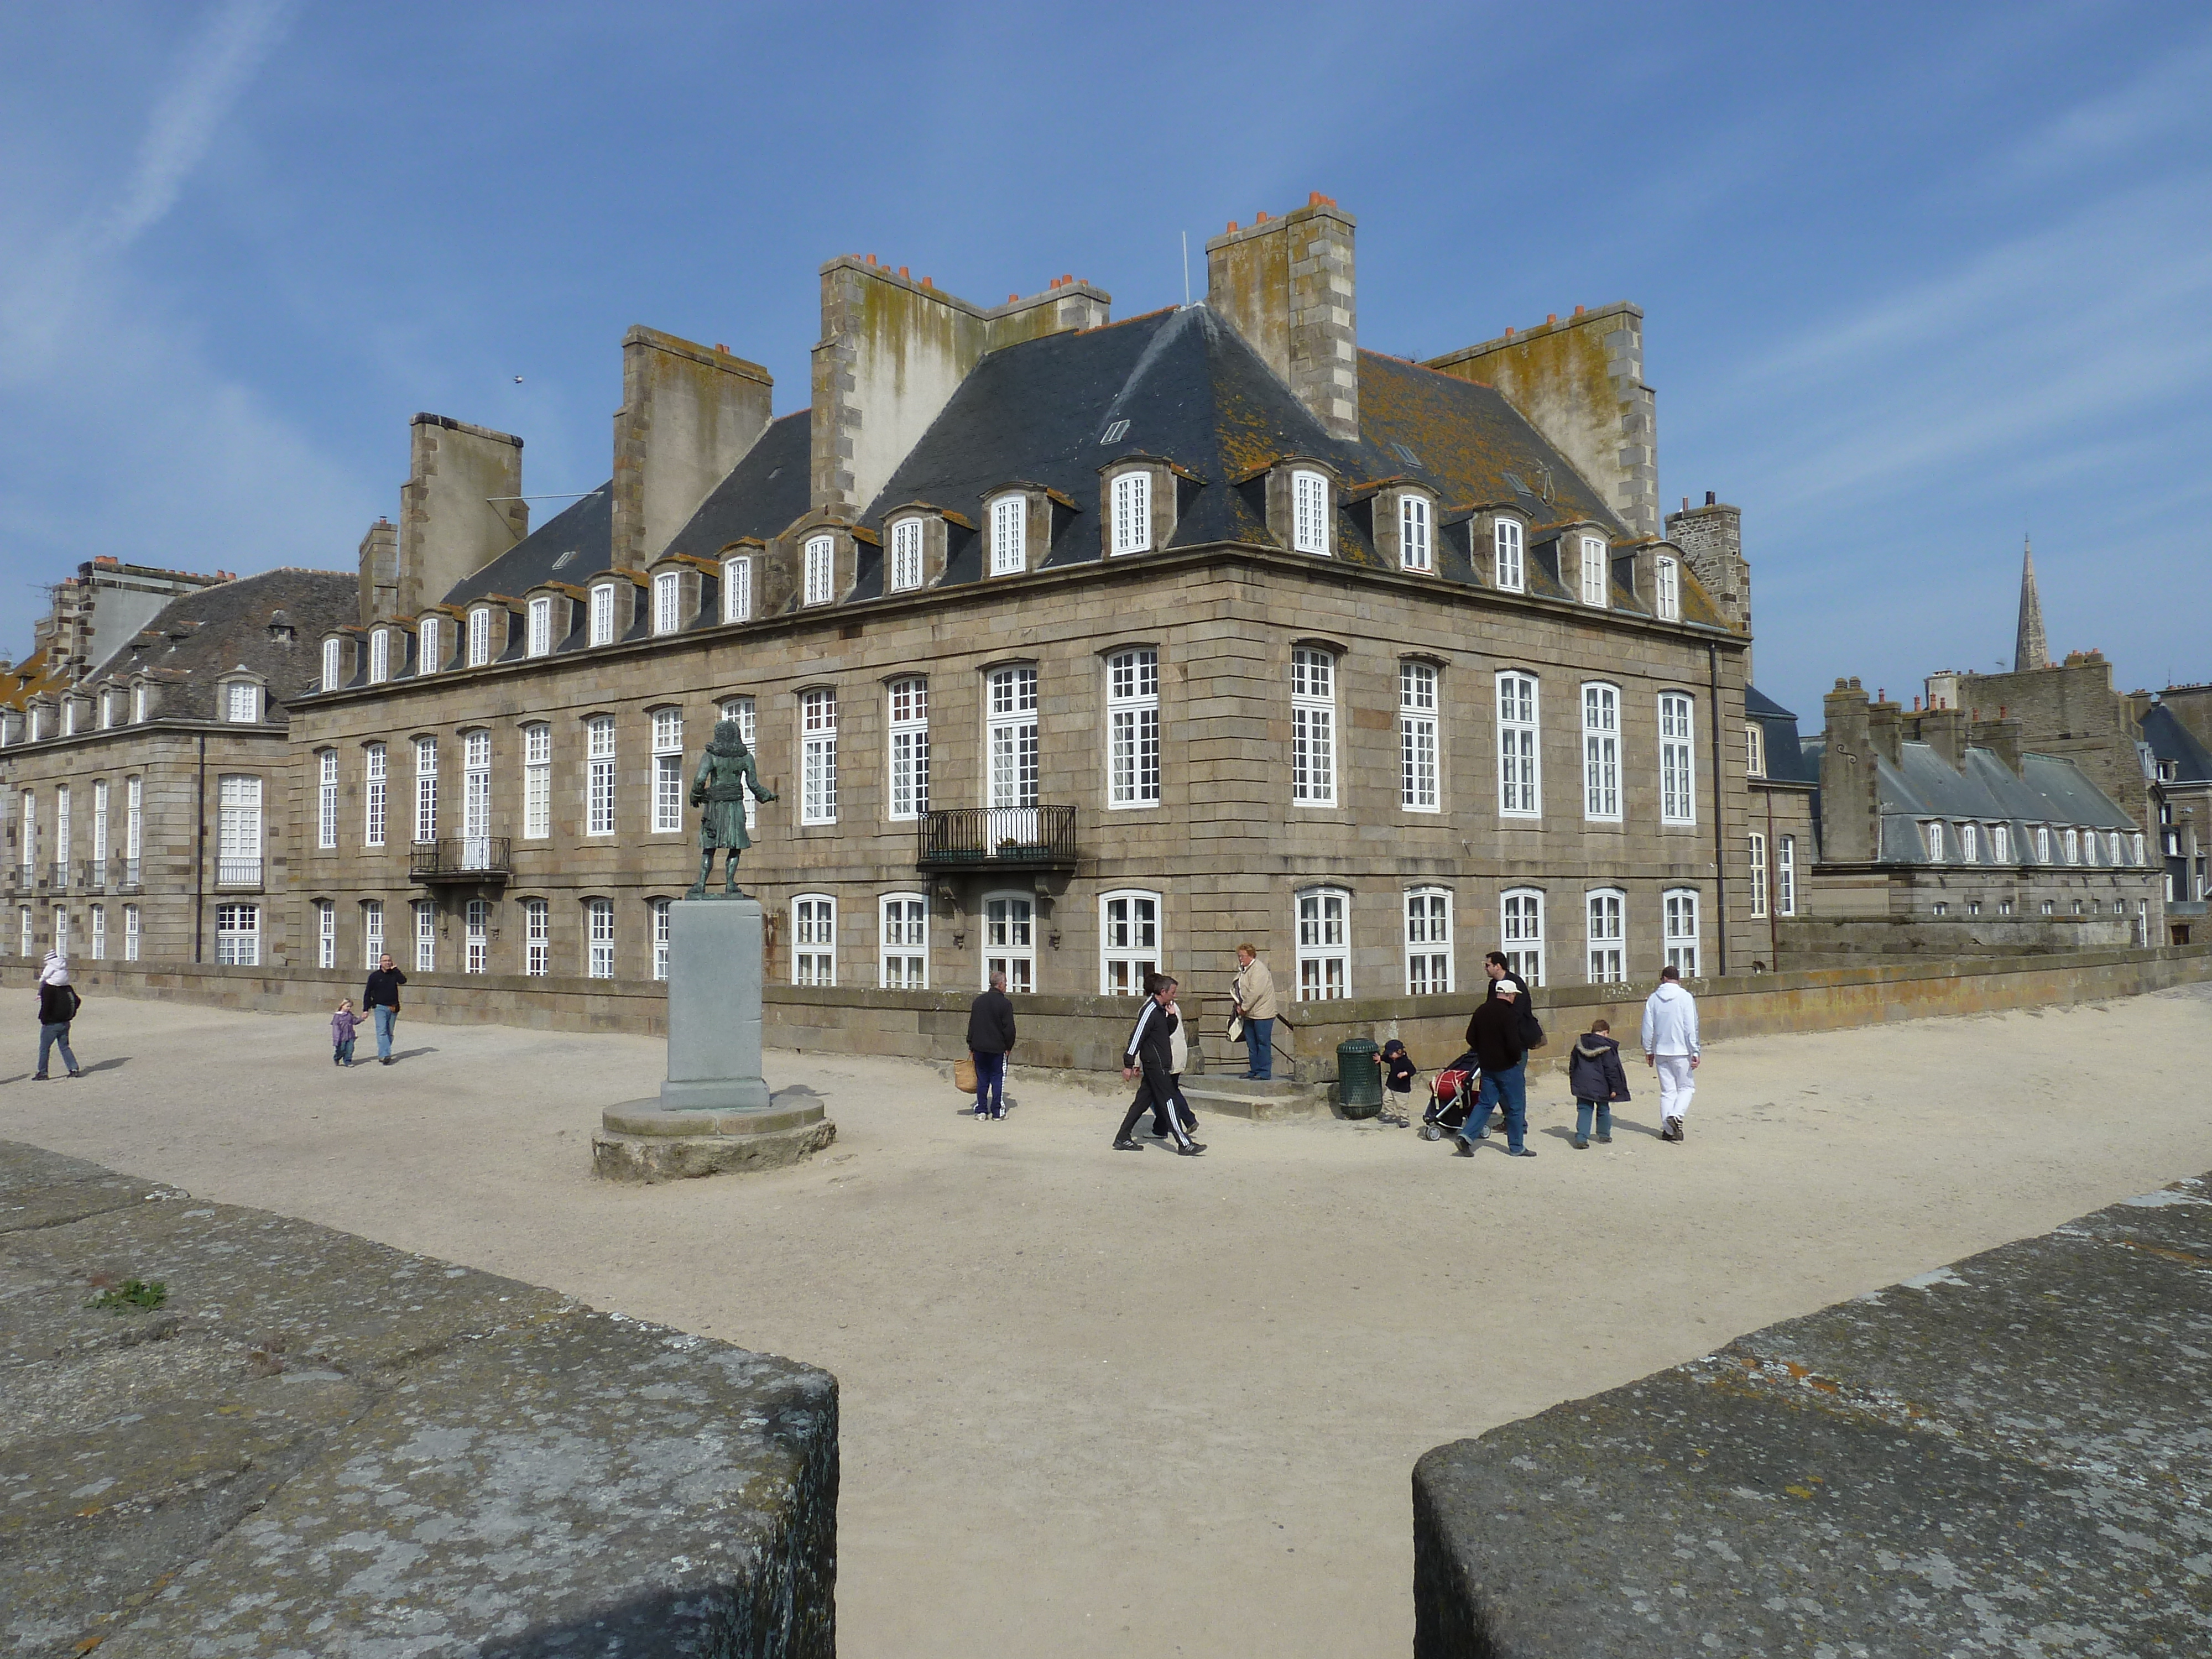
[358,517,399,628]
[1911,706,1968,770]
[611,328,775,572]
[1427,302,1657,536]
[1204,195,1359,441]
[1866,693,1905,767]
[811,259,1112,516]
[395,416,526,618]
[1970,712,2023,775]
[1819,678,1879,864]
[1664,495,1750,639]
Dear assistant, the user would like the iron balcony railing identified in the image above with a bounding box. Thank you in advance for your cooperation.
[51,860,68,891]
[916,805,1078,872]
[411,836,512,883]
[121,858,142,889]
[216,857,263,889]
[81,858,107,891]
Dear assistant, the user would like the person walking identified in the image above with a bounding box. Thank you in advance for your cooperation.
[1457,983,1535,1157]
[1230,944,1276,1081]
[33,951,82,1080]
[1147,978,1201,1140]
[364,953,407,1066]
[331,999,365,1068]
[1468,952,1540,1134]
[1566,1018,1630,1149]
[966,970,1018,1120]
[1115,975,1202,1155]
[1641,965,1701,1142]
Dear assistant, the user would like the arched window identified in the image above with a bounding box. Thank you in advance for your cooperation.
[1960,822,1979,863]
[800,690,838,823]
[1399,494,1432,572]
[985,667,1038,811]
[1100,889,1161,995]
[1500,887,1545,985]
[888,679,928,821]
[983,891,1035,993]
[653,570,684,635]
[526,596,553,657]
[804,534,836,604]
[462,730,492,859]
[1658,692,1696,825]
[1497,672,1540,818]
[216,776,261,887]
[590,582,618,645]
[585,896,615,979]
[1111,471,1152,556]
[792,893,836,985]
[1579,535,1609,607]
[988,495,1026,576]
[585,716,616,836]
[1291,469,1331,556]
[521,896,549,976]
[1292,648,1337,807]
[721,697,759,833]
[411,898,436,972]
[369,629,390,685]
[653,898,672,982]
[1586,888,1625,983]
[317,750,338,849]
[1923,821,1945,862]
[321,637,342,692]
[889,518,925,592]
[521,724,551,839]
[651,708,685,833]
[722,556,753,623]
[1663,888,1700,976]
[880,891,928,988]
[466,898,490,973]
[1107,650,1160,807]
[1654,555,1681,621]
[1295,886,1350,1000]
[1747,832,1768,920]
[1400,662,1438,811]
[469,606,493,666]
[1582,684,1621,821]
[419,615,443,675]
[1405,887,1452,994]
[1494,519,1524,592]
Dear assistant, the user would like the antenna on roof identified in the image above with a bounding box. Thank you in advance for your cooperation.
[1181,232,1190,309]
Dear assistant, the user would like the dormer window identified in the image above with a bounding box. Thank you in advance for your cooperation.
[589,583,617,646]
[1960,823,1979,862]
[2034,825,2051,862]
[62,701,77,737]
[653,569,683,635]
[990,495,1026,576]
[527,596,552,657]
[132,684,148,723]
[2062,828,2080,864]
[321,638,341,692]
[468,606,492,667]
[1399,494,1432,573]
[1655,556,1681,621]
[889,518,925,592]
[1746,723,1765,777]
[1579,536,1609,607]
[225,681,260,723]
[803,535,836,606]
[1291,470,1331,556]
[1494,520,1524,591]
[722,555,753,623]
[419,615,442,674]
[100,690,117,729]
[1923,821,1944,861]
[1111,473,1151,557]
[28,707,43,742]
[369,628,390,684]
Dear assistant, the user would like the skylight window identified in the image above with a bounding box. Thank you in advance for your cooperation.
[552,549,577,569]
[1390,442,1422,468]
[1100,419,1130,445]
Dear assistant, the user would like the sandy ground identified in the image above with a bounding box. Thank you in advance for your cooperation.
[5,982,2211,1656]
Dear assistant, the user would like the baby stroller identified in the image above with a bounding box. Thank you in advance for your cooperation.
[1421,1051,1482,1141]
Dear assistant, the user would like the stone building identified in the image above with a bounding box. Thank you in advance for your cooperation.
[2140,691,2209,941]
[1742,685,1819,968]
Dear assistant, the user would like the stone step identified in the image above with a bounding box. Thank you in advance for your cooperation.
[1181,1077,1335,1121]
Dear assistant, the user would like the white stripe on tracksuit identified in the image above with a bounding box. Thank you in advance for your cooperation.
[1122,1001,1191,1147]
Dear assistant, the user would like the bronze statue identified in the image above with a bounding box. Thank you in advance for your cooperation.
[686,719,778,898]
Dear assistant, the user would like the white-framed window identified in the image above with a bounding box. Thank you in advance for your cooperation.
[523,723,551,839]
[803,535,835,606]
[1748,831,1768,919]
[1405,886,1452,994]
[1582,683,1621,821]
[91,780,108,868]
[653,570,683,635]
[17,790,33,873]
[317,750,338,849]
[2034,825,2051,863]
[1291,647,1337,807]
[989,494,1026,576]
[1400,661,1439,811]
[321,637,342,691]
[1110,471,1151,556]
[413,899,435,972]
[2130,831,2145,864]
[1484,516,1523,594]
[986,668,1038,809]
[2083,831,2100,866]
[653,898,672,982]
[1498,671,1540,818]
[1580,535,1609,607]
[1659,693,1697,825]
[1587,888,1625,983]
[462,729,492,851]
[132,682,149,723]
[586,714,617,836]
[1994,823,2013,862]
[879,892,927,988]
[124,776,142,869]
[1108,649,1161,808]
[52,906,67,959]
[315,898,334,969]
[419,615,443,675]
[469,606,493,666]
[888,678,929,821]
[586,896,614,979]
[1924,821,1945,861]
[55,785,70,877]
[721,697,759,833]
[369,629,390,684]
[2062,828,2080,864]
[1399,494,1432,572]
[123,902,140,961]
[1501,887,1545,985]
[1777,836,1797,917]
[1746,723,1765,777]
[523,896,549,977]
[589,582,618,646]
[216,775,261,886]
[225,681,260,723]
[361,899,383,968]
[363,743,387,848]
[1100,889,1160,995]
[889,518,925,592]
[463,898,488,973]
[98,690,114,729]
[793,893,836,985]
[1663,888,1700,976]
[1291,469,1331,556]
[1960,822,1980,863]
[801,689,838,823]
[983,892,1036,993]
[1655,555,1680,621]
[2107,831,2124,864]
[92,904,108,962]
[215,902,259,967]
[17,904,30,956]
[651,708,685,833]
[413,737,438,844]
[528,596,554,657]
[1296,886,1350,1000]
[722,556,753,623]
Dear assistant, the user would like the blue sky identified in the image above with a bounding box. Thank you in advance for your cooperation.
[2,2,2207,726]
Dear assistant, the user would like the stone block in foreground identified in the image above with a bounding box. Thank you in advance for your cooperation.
[1413,1171,2212,1657]
[0,1139,836,1657]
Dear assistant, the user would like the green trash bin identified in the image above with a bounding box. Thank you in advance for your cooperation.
[1335,1036,1383,1118]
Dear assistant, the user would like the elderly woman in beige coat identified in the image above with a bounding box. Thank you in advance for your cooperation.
[1231,944,1277,1081]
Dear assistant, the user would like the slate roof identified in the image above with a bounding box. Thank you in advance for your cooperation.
[658,412,813,563]
[1745,684,1818,785]
[441,484,612,609]
[83,568,358,725]
[1869,740,2140,865]
[2143,703,2212,783]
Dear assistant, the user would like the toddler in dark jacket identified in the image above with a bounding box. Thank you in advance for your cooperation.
[1376,1039,1416,1126]
[1566,1019,1630,1149]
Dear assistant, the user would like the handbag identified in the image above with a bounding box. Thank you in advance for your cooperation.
[953,1055,978,1094]
[1225,1013,1245,1044]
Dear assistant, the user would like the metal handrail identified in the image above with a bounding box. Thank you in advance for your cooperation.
[916,805,1077,867]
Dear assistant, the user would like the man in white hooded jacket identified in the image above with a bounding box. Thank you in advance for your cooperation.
[1640,965,1700,1143]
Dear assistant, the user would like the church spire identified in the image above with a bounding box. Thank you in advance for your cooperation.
[2013,534,2049,672]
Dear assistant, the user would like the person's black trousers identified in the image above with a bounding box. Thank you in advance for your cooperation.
[1118,1065,1192,1148]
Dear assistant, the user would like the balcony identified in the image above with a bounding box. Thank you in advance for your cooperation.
[50,860,68,892]
[411,837,512,885]
[121,858,142,891]
[916,806,1078,873]
[216,857,263,890]
[81,858,109,891]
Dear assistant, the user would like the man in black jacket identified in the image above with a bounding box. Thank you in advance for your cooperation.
[364,953,406,1066]
[966,971,1018,1120]
[1458,984,1536,1159]
[1114,975,1202,1155]
[1469,951,1541,1134]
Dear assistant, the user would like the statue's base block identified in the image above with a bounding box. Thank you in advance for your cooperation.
[593,1099,834,1183]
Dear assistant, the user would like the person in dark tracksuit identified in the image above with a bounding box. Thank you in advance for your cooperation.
[1114,975,1203,1155]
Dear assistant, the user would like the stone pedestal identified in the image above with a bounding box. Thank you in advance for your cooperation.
[594,898,833,1181]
